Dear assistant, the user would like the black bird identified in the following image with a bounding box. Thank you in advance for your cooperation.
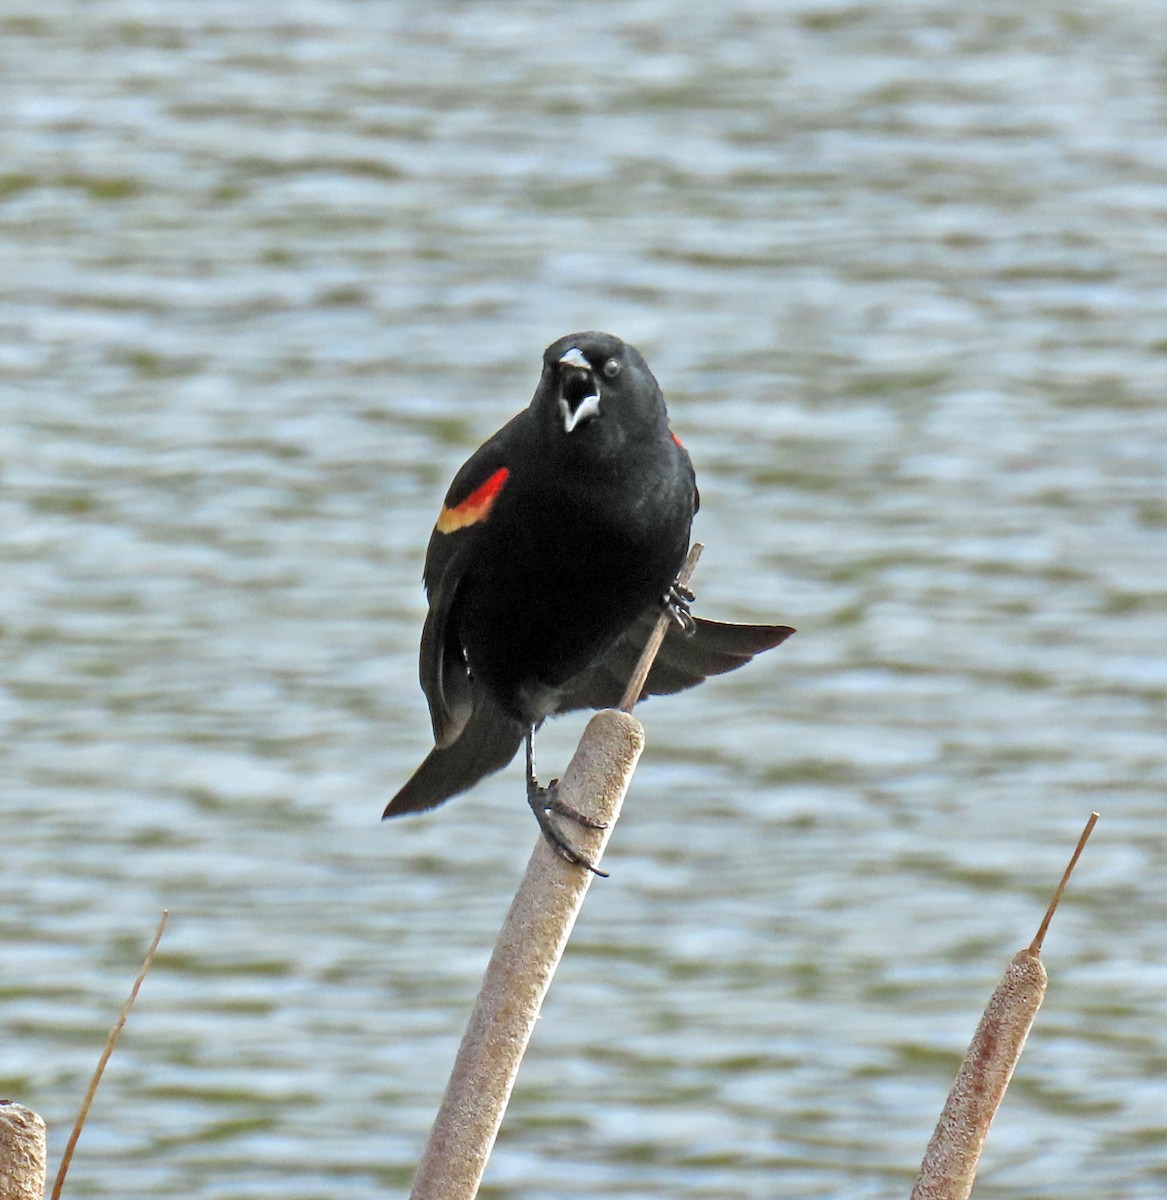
[384,331,794,869]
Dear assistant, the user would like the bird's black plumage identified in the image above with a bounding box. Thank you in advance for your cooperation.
[385,331,794,854]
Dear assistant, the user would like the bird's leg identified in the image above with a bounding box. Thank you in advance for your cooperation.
[662,579,697,636]
[525,728,609,877]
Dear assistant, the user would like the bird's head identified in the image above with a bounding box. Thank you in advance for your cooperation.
[533,331,668,446]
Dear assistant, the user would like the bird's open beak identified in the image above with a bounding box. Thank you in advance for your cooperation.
[557,348,601,433]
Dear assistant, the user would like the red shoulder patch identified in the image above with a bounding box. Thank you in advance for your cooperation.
[435,467,510,534]
[671,431,685,449]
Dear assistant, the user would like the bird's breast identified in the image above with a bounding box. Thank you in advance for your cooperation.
[455,450,693,724]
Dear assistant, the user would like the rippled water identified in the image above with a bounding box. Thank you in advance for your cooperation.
[3,3,1166,1197]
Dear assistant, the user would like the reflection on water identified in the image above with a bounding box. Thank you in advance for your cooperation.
[3,3,1166,1197]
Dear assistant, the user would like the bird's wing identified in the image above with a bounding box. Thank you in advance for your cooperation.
[419,428,518,749]
[418,556,475,749]
[384,686,527,817]
[552,609,795,714]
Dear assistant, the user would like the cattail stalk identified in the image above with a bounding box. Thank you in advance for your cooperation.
[0,1101,47,1200]
[410,546,704,1197]
[409,709,644,1200]
[911,813,1098,1200]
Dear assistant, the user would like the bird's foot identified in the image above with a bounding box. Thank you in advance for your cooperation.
[527,778,610,877]
[663,581,697,636]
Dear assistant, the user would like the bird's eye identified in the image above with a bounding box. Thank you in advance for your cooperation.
[602,358,621,379]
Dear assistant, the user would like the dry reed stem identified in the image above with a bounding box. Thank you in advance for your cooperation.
[51,909,169,1200]
[619,542,704,712]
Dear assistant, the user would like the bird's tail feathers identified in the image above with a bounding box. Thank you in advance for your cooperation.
[553,610,795,713]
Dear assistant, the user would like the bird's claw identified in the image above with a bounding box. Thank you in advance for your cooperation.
[663,581,697,636]
[527,780,609,877]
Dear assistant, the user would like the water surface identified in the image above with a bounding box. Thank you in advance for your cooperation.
[2,3,1166,1197]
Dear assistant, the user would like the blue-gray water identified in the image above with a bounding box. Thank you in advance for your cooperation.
[3,3,1166,1197]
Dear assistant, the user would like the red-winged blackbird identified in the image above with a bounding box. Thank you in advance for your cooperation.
[384,331,794,869]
